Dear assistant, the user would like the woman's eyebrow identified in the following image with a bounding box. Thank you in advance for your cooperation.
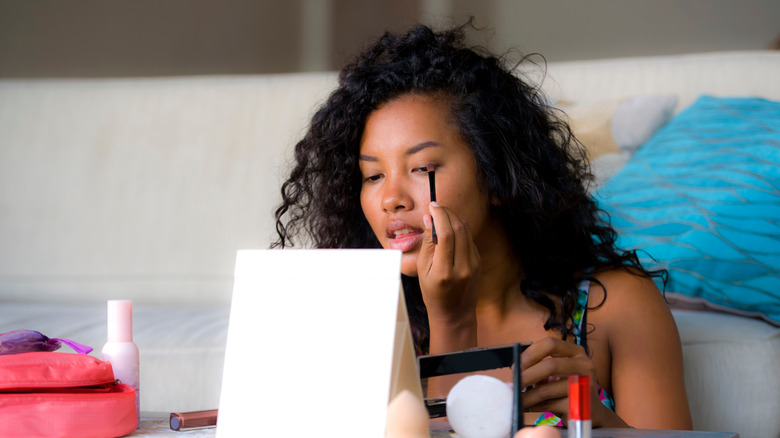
[406,141,440,155]
[359,141,441,162]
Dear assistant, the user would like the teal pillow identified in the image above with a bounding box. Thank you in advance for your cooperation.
[597,96,780,325]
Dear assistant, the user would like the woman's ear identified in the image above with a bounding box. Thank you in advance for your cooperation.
[490,194,502,207]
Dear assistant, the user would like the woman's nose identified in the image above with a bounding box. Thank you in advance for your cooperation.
[380,176,414,212]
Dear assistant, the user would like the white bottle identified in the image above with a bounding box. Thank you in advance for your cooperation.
[101,299,140,428]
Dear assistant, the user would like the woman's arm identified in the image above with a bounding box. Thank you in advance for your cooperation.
[594,269,693,430]
[418,203,482,398]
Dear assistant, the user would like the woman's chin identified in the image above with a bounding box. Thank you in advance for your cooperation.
[400,254,419,277]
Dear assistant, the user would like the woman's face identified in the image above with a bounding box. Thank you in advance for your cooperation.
[359,94,494,276]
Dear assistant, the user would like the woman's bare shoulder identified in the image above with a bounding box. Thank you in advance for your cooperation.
[588,268,692,429]
[588,267,673,331]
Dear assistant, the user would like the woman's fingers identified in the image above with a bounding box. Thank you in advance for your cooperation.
[522,337,583,364]
[522,355,594,389]
[521,378,569,412]
[427,202,456,269]
[417,204,460,279]
[521,338,591,380]
[417,213,437,272]
[516,337,607,425]
[420,203,479,284]
[519,337,597,420]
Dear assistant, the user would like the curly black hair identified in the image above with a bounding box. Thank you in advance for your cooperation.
[273,21,664,354]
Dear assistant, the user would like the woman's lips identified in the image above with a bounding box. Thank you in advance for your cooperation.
[386,222,424,252]
[388,229,423,252]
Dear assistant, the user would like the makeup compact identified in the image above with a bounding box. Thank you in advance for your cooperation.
[418,343,529,435]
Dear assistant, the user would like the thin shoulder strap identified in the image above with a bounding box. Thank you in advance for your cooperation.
[580,291,589,353]
[573,279,591,349]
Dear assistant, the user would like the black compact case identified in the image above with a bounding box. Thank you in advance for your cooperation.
[418,343,530,435]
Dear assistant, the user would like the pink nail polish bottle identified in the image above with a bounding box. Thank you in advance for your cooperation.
[101,300,140,427]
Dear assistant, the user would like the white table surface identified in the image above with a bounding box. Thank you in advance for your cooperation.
[129,415,738,438]
[128,414,215,438]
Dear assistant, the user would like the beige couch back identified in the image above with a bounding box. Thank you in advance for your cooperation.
[0,73,337,304]
[1,51,778,305]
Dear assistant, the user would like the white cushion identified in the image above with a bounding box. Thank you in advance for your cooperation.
[672,310,780,438]
[611,94,678,153]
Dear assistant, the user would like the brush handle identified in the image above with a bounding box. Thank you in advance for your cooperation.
[427,169,438,244]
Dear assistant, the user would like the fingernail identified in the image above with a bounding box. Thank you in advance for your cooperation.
[423,215,431,230]
[430,201,440,207]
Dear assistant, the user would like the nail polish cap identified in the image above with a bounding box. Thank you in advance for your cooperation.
[107,299,133,342]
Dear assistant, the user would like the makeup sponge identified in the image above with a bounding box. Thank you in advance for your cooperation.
[446,375,513,438]
[513,425,561,438]
[386,389,431,438]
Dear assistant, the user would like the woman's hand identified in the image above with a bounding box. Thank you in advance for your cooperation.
[417,202,481,353]
[521,337,626,428]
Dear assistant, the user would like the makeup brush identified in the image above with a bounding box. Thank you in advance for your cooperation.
[427,163,438,244]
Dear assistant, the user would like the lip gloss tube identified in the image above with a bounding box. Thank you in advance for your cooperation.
[568,374,591,438]
[169,409,218,430]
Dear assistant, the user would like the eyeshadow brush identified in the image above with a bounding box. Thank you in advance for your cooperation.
[427,163,438,244]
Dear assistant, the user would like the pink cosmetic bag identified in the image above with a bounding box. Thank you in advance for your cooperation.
[0,351,137,438]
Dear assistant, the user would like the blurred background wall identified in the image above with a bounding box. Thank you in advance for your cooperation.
[0,0,778,78]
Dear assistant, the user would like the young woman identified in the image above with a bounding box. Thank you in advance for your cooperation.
[273,22,692,430]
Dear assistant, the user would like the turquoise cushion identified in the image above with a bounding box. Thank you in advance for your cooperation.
[597,96,780,325]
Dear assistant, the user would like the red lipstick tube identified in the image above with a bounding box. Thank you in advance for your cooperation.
[568,374,591,438]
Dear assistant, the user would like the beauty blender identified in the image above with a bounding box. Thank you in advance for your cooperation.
[446,375,513,438]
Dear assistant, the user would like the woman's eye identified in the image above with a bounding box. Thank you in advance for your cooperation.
[363,174,382,183]
[412,166,429,173]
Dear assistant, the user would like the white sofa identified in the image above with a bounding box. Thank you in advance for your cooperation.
[1,51,778,438]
